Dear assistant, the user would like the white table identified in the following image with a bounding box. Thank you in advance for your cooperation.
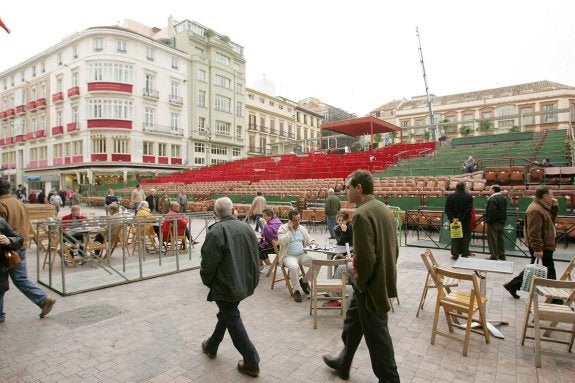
[306,245,352,276]
[453,257,514,339]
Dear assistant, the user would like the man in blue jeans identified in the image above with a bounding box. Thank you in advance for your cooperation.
[0,179,56,322]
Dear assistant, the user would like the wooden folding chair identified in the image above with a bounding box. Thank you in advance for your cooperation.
[270,240,304,296]
[131,219,157,255]
[417,249,459,318]
[164,222,187,253]
[309,258,348,329]
[431,266,490,356]
[520,277,575,367]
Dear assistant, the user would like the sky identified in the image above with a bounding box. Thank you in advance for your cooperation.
[1,0,574,116]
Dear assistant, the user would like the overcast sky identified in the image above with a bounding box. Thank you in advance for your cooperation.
[1,0,573,116]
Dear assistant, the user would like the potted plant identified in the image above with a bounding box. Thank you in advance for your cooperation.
[423,129,431,142]
[479,119,491,135]
[459,125,471,137]
[509,125,521,133]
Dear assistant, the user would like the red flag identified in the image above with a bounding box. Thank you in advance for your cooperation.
[0,18,11,34]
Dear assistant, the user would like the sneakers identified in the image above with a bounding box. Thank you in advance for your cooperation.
[201,339,217,359]
[299,278,310,294]
[503,283,520,299]
[40,298,56,318]
[293,290,302,303]
[237,360,260,377]
[322,300,342,308]
[260,265,270,274]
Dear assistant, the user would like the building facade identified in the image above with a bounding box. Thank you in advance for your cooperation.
[0,17,246,192]
[246,88,322,156]
[370,80,575,143]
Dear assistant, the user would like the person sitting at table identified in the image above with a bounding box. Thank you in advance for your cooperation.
[334,212,353,247]
[277,209,316,303]
[258,208,281,275]
[161,202,199,249]
[92,203,122,257]
[136,201,160,237]
[61,205,88,260]
[324,212,355,308]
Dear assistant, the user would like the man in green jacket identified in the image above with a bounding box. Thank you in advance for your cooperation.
[323,170,400,382]
[200,197,261,377]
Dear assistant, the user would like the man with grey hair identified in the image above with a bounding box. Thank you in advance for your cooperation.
[324,188,341,239]
[200,197,261,377]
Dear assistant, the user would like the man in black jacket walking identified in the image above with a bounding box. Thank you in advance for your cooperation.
[485,185,507,260]
[445,182,474,260]
[200,197,261,377]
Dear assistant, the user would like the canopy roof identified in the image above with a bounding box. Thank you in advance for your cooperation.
[321,116,401,136]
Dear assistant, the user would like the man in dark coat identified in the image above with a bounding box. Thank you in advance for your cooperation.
[445,181,474,260]
[200,197,261,378]
[485,184,507,260]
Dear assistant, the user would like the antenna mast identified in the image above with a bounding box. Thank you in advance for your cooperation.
[416,27,436,141]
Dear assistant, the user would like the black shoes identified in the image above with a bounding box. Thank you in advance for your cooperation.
[299,278,310,294]
[451,256,458,260]
[201,339,217,359]
[237,360,260,377]
[293,290,302,303]
[503,283,520,299]
[322,355,349,380]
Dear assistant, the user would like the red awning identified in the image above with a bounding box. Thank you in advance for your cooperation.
[321,116,401,136]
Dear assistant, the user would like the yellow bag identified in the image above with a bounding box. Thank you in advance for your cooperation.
[450,221,463,239]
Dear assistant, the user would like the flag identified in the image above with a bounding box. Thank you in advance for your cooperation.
[0,18,11,34]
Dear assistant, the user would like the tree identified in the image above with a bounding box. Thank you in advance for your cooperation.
[423,129,431,142]
[479,119,491,135]
[459,125,471,137]
[390,131,398,144]
[374,133,383,148]
[408,131,415,143]
[509,125,521,133]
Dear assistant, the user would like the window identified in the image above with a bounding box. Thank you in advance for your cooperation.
[198,116,206,132]
[170,112,180,134]
[215,95,231,112]
[113,137,129,153]
[236,83,243,94]
[56,77,63,92]
[170,81,180,102]
[400,120,409,128]
[233,147,241,156]
[158,143,167,157]
[32,65,36,77]
[72,72,79,87]
[215,120,230,136]
[41,61,45,73]
[481,111,493,120]
[171,145,181,158]
[236,101,243,117]
[521,107,534,125]
[144,107,155,129]
[211,144,228,155]
[215,74,231,89]
[93,38,104,52]
[215,52,230,65]
[145,47,155,61]
[194,46,204,57]
[72,45,78,58]
[194,157,205,165]
[198,90,206,107]
[144,73,156,94]
[57,53,62,65]
[194,142,205,153]
[87,99,133,119]
[117,40,127,53]
[197,69,206,82]
[56,110,63,126]
[171,57,179,69]
[72,107,78,123]
[236,125,242,139]
[542,104,557,123]
[143,141,154,155]
[496,105,515,117]
[86,62,134,83]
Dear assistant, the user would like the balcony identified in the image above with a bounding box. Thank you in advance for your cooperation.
[169,95,183,105]
[248,124,257,131]
[0,112,5,119]
[158,157,169,164]
[52,126,64,135]
[15,105,26,115]
[171,157,183,165]
[87,82,133,93]
[143,88,159,99]
[67,122,78,132]
[111,153,131,162]
[53,158,63,166]
[5,109,15,118]
[5,137,13,144]
[91,153,107,162]
[26,132,35,140]
[14,135,25,143]
[87,119,132,129]
[52,92,64,103]
[35,98,46,109]
[0,138,4,145]
[67,86,80,98]
[143,155,156,163]
[26,101,36,111]
[35,130,46,138]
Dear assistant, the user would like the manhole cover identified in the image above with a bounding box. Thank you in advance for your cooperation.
[54,303,127,328]
[398,261,425,270]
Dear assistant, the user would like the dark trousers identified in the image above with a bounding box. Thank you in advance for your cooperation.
[487,222,505,260]
[204,301,260,368]
[450,227,471,258]
[336,289,399,382]
[259,246,274,260]
[507,248,556,291]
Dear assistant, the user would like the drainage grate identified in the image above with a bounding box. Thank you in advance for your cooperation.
[54,303,127,328]
[397,261,425,270]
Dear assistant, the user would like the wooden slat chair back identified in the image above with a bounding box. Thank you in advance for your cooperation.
[417,249,459,318]
[270,240,304,296]
[130,219,157,255]
[520,277,575,367]
[431,266,490,356]
[164,222,187,253]
[309,258,348,329]
[109,224,132,258]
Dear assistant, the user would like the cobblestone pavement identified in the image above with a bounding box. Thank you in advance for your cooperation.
[1,205,574,382]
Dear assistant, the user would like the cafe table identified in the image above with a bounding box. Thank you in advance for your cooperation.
[453,257,514,339]
[305,244,352,276]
